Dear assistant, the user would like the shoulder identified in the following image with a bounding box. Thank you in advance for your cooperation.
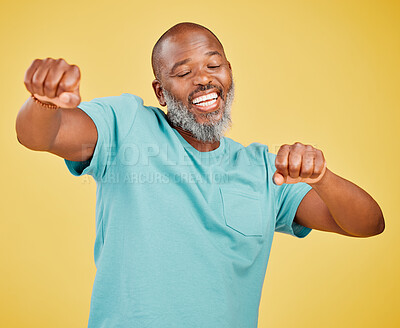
[224,138,271,166]
[77,93,161,125]
[224,138,268,153]
[81,93,144,108]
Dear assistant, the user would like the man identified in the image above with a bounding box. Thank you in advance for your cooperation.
[16,22,384,327]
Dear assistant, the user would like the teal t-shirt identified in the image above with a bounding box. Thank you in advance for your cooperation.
[65,93,312,328]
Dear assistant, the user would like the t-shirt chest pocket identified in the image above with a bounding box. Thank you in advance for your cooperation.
[219,186,264,237]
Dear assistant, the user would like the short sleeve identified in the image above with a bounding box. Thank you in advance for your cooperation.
[274,181,312,238]
[64,93,141,180]
[265,152,313,238]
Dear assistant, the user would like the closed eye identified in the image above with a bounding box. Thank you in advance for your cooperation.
[208,65,220,69]
[177,71,190,77]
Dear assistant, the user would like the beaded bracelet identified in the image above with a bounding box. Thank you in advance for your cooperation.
[30,94,59,110]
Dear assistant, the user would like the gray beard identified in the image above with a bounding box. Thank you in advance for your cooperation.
[163,82,235,143]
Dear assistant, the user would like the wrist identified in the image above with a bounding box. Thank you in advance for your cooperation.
[310,167,333,191]
[30,94,59,110]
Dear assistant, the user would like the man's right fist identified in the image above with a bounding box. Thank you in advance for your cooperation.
[24,58,81,108]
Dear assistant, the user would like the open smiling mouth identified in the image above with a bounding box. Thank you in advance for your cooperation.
[191,92,220,112]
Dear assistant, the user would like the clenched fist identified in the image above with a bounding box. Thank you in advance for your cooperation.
[24,58,81,108]
[273,142,327,185]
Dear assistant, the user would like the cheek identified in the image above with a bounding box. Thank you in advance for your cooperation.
[218,71,232,95]
[219,68,232,84]
[169,83,189,102]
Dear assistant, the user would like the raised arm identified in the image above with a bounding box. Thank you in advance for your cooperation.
[15,58,97,161]
[273,143,385,237]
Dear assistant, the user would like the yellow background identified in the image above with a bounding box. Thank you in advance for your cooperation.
[1,0,399,327]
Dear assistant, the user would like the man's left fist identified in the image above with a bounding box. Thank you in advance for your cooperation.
[273,142,327,185]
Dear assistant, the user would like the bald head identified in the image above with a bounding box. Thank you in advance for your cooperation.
[151,22,226,82]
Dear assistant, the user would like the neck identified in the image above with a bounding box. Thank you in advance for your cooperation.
[173,125,220,152]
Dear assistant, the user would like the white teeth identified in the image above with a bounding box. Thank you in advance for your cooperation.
[192,92,218,104]
[196,99,217,107]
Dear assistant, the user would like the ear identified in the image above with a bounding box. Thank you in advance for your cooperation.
[152,79,166,107]
[227,61,232,71]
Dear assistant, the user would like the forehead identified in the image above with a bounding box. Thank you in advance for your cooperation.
[159,29,225,68]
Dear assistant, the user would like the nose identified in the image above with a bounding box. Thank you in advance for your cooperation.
[192,68,213,86]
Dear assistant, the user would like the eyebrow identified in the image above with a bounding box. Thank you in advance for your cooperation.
[205,50,222,57]
[170,51,223,74]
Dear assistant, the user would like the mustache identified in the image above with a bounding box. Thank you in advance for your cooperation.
[188,84,224,104]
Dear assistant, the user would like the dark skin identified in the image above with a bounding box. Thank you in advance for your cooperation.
[152,28,233,152]
[15,25,384,238]
[16,58,96,161]
[151,27,384,237]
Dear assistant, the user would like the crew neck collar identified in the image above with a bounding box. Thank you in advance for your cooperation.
[172,127,226,158]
